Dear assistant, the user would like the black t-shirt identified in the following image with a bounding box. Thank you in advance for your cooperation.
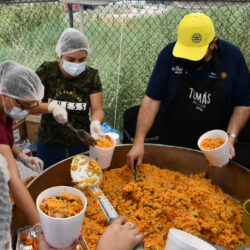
[36,61,102,146]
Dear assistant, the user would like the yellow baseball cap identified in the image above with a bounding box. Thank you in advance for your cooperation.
[173,13,215,61]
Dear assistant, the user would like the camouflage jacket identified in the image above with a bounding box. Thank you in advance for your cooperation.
[36,61,102,146]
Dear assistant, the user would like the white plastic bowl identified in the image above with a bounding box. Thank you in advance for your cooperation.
[197,129,229,167]
[165,228,216,250]
[36,186,87,248]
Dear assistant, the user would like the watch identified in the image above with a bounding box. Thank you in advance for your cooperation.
[227,132,238,142]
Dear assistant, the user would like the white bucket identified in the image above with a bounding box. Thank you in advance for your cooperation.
[89,138,116,169]
[165,228,216,250]
[36,186,87,248]
[197,129,229,167]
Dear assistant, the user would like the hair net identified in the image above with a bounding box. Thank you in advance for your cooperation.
[0,155,12,250]
[55,28,90,57]
[0,61,44,101]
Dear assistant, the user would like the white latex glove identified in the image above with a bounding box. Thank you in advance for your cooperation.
[90,120,103,139]
[48,102,68,124]
[17,153,44,173]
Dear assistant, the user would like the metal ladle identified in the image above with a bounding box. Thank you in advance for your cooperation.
[71,155,119,222]
[66,122,96,146]
[70,155,144,250]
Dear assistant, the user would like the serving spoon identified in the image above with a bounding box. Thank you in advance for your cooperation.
[66,122,96,146]
[70,154,118,222]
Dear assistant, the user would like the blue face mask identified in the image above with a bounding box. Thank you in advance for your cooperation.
[62,60,86,77]
[4,106,29,120]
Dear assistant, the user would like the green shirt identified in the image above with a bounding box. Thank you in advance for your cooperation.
[36,61,102,146]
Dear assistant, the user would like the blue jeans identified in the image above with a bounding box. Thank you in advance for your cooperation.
[37,139,89,169]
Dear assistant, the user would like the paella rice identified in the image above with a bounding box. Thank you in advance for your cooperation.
[200,138,225,150]
[95,136,114,148]
[22,237,38,250]
[79,164,250,250]
[40,193,83,218]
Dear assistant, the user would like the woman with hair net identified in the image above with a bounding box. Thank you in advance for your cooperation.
[36,28,105,169]
[0,60,142,249]
[0,60,68,225]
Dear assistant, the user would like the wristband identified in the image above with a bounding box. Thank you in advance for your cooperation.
[227,132,238,142]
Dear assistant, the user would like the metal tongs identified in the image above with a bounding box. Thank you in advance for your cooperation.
[133,160,138,182]
[66,122,96,146]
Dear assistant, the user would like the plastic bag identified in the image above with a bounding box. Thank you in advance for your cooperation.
[101,123,121,145]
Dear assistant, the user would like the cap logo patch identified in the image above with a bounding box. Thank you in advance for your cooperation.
[192,33,202,43]
[220,72,227,79]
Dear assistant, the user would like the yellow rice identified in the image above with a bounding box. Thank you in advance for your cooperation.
[79,164,250,249]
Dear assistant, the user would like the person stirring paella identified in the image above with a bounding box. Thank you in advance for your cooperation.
[36,28,105,169]
[127,12,250,169]
[0,60,68,225]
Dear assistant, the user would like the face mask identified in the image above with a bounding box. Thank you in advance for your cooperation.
[4,106,29,120]
[62,60,86,77]
[185,57,207,69]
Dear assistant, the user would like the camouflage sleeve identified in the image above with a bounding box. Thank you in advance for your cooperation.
[89,69,103,94]
[36,62,48,88]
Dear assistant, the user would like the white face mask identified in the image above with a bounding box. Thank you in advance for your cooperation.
[62,60,86,77]
[4,106,29,120]
[2,97,29,120]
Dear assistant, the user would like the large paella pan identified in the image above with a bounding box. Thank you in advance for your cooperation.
[12,144,250,249]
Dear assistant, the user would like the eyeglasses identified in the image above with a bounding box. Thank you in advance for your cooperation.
[15,100,39,110]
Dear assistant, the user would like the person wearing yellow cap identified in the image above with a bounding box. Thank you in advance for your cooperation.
[127,12,250,169]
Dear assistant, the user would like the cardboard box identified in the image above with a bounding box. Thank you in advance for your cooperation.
[12,119,27,143]
[25,115,41,143]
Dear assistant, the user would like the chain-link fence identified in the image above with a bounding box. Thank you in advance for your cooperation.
[0,0,249,130]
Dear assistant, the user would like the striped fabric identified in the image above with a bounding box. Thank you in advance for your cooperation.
[0,155,12,249]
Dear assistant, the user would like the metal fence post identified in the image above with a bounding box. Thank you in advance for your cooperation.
[68,3,74,27]
[79,4,84,33]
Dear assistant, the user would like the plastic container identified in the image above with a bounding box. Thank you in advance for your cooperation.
[197,129,229,167]
[89,138,116,169]
[22,148,31,157]
[243,199,250,236]
[36,186,87,248]
[24,139,31,149]
[165,228,216,250]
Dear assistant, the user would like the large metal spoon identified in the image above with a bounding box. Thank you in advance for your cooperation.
[70,155,144,250]
[70,154,118,222]
[66,122,96,146]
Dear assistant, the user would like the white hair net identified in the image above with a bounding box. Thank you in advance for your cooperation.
[55,28,90,57]
[0,61,44,101]
[0,155,12,250]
